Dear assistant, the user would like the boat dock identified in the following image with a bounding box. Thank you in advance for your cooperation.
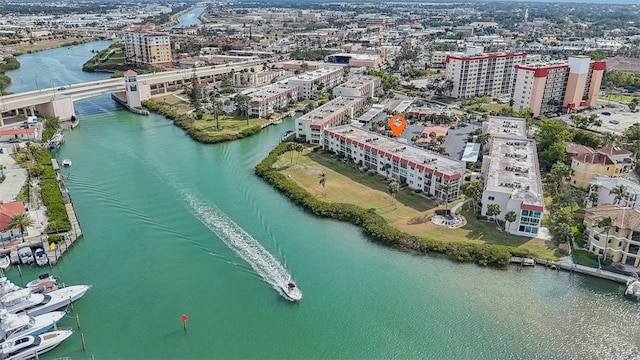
[532,258,632,284]
[260,111,295,129]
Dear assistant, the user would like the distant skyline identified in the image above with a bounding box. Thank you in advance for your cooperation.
[249,0,640,5]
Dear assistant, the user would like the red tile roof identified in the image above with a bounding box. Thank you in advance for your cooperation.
[123,70,137,76]
[0,128,35,136]
[598,146,632,157]
[571,152,613,165]
[0,201,26,231]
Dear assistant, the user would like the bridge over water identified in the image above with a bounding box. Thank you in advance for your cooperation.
[0,59,265,124]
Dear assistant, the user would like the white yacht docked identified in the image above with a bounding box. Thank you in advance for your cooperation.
[0,309,66,341]
[0,329,73,359]
[2,284,91,316]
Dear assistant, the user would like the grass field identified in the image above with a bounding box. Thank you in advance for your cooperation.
[153,94,269,132]
[601,93,639,103]
[279,149,560,259]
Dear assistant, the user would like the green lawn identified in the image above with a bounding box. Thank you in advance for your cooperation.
[279,150,560,259]
[573,249,600,267]
[601,93,639,103]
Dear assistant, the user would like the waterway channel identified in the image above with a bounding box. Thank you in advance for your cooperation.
[3,41,640,359]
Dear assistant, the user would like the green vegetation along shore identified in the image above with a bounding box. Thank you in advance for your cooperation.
[255,140,537,268]
[0,57,20,93]
[143,97,266,144]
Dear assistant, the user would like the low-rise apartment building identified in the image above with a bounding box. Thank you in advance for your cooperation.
[480,117,544,237]
[584,204,640,267]
[282,60,325,71]
[511,56,606,116]
[323,125,465,200]
[566,143,634,188]
[332,75,380,98]
[287,67,344,100]
[480,135,544,236]
[248,84,299,119]
[296,97,367,144]
[234,69,285,87]
[587,175,640,211]
[445,51,526,99]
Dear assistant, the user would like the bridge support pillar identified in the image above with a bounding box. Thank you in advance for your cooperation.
[0,112,4,127]
[38,98,75,121]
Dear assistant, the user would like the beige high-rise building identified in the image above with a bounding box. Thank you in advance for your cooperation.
[444,50,526,99]
[122,23,172,67]
[511,56,606,116]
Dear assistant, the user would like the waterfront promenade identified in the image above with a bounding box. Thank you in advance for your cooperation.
[0,147,82,265]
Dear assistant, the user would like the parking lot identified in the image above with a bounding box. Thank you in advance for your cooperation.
[561,108,640,135]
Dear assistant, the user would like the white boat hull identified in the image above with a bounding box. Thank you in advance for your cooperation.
[0,330,73,360]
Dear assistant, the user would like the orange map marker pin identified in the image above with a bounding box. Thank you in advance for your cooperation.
[388,114,406,137]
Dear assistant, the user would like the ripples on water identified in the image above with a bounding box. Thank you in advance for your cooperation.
[182,191,296,297]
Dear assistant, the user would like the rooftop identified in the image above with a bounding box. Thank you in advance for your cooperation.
[484,116,527,138]
[299,96,363,127]
[288,67,342,82]
[334,75,377,90]
[485,136,544,207]
[249,84,296,103]
[585,204,640,230]
[326,125,465,177]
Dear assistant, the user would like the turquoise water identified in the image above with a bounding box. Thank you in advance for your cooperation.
[166,7,205,30]
[3,43,640,359]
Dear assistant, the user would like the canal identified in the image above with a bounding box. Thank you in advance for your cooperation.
[3,42,640,359]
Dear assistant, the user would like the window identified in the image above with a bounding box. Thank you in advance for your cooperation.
[488,196,495,201]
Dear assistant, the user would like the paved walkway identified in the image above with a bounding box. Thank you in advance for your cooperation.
[0,154,48,239]
[549,256,634,284]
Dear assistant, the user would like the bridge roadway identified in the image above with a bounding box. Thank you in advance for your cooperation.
[0,59,266,117]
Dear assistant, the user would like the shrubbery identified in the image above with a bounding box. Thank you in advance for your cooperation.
[143,100,263,144]
[26,145,70,232]
[255,141,524,268]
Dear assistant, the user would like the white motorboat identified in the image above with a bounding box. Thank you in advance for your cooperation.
[0,255,10,270]
[16,248,33,266]
[2,284,91,316]
[33,249,48,267]
[0,276,21,297]
[625,278,640,300]
[0,329,73,360]
[0,309,65,341]
[279,281,302,302]
[48,284,91,304]
[61,159,72,167]
[25,274,58,294]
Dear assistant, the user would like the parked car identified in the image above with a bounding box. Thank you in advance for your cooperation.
[609,120,620,124]
[602,111,612,116]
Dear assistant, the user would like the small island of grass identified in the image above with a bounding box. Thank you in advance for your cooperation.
[143,94,275,144]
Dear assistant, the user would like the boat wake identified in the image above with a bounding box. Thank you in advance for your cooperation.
[183,192,298,299]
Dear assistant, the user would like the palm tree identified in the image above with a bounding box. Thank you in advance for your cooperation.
[462,181,483,214]
[234,94,251,125]
[286,142,297,165]
[597,216,613,264]
[382,163,392,178]
[388,179,399,209]
[8,213,34,243]
[609,184,627,205]
[437,183,452,212]
[504,211,517,232]
[294,143,304,163]
[486,203,501,225]
[210,92,222,130]
[318,173,327,196]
